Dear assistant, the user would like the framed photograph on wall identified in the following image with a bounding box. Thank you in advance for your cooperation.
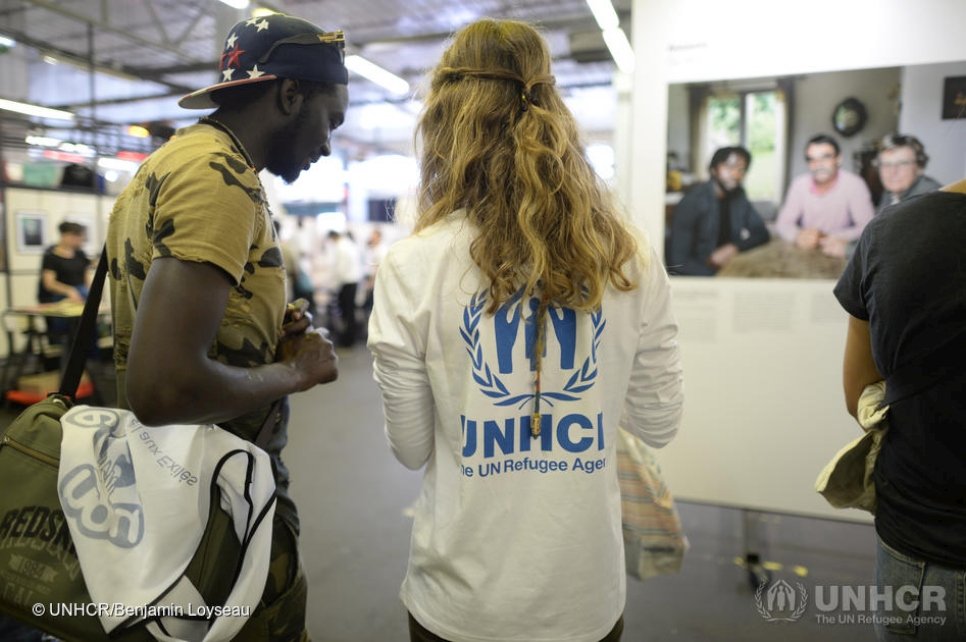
[941,75,966,120]
[16,211,47,254]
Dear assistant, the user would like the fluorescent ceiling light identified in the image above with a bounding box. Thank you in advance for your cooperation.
[25,135,62,147]
[602,27,635,74]
[345,55,410,96]
[0,35,15,48]
[59,142,94,156]
[218,0,250,8]
[585,0,619,30]
[0,98,75,121]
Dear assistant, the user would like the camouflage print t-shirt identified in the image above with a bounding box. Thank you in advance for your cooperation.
[106,122,298,530]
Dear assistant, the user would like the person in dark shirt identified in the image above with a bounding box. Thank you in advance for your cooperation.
[38,221,91,343]
[834,178,966,641]
[38,221,90,304]
[666,146,770,275]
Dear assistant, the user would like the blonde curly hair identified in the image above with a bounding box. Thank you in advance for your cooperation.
[415,18,643,313]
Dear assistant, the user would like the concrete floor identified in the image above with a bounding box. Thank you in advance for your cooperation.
[0,345,879,641]
[286,346,879,642]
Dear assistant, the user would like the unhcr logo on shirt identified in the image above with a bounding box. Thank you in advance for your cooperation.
[460,289,605,409]
[458,289,608,477]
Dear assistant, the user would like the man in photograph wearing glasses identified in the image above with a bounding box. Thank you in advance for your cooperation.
[874,133,942,212]
[821,134,943,259]
[774,133,875,253]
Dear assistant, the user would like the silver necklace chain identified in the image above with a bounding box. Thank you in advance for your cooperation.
[199,116,256,170]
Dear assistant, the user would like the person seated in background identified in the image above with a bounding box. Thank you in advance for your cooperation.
[38,221,91,305]
[874,133,942,212]
[666,146,770,276]
[38,220,92,343]
[775,134,874,253]
[821,133,942,258]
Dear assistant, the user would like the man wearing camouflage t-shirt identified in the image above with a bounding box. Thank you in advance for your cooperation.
[107,14,348,641]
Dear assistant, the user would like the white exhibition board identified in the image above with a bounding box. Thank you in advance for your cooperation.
[627,0,966,521]
[656,277,869,523]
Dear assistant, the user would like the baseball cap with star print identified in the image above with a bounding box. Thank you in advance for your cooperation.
[178,13,348,109]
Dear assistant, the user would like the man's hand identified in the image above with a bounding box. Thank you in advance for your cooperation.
[277,328,339,391]
[65,287,84,303]
[708,243,739,268]
[795,228,823,250]
[282,298,313,337]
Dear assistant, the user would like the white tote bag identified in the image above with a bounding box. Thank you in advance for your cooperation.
[58,405,276,642]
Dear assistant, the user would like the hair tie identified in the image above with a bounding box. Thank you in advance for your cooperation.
[436,67,555,112]
[438,66,525,84]
[521,75,554,112]
[523,75,555,95]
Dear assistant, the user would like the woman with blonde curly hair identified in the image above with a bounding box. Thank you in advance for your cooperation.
[368,18,684,642]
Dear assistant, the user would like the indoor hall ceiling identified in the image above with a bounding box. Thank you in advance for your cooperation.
[0,0,630,149]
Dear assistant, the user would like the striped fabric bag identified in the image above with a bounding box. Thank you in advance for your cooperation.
[617,427,688,580]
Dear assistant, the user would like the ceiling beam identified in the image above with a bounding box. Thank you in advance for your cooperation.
[1,26,195,99]
[172,3,207,48]
[20,0,199,64]
[141,0,172,47]
[347,14,602,48]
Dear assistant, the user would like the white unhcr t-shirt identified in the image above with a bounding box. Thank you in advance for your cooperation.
[368,213,683,642]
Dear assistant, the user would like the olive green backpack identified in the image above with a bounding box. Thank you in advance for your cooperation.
[0,251,245,641]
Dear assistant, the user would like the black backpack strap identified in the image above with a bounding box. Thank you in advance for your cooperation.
[58,246,108,398]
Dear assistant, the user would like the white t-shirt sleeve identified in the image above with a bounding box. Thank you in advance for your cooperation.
[368,249,435,469]
[620,249,684,447]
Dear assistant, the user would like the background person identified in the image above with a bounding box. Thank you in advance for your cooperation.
[822,133,942,259]
[666,145,770,275]
[327,229,362,347]
[107,13,347,640]
[368,19,683,642]
[834,178,966,641]
[362,227,387,315]
[874,133,942,212]
[38,221,91,305]
[775,133,875,251]
[37,220,92,344]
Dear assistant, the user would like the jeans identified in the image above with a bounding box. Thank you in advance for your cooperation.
[875,535,966,640]
[0,614,47,641]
